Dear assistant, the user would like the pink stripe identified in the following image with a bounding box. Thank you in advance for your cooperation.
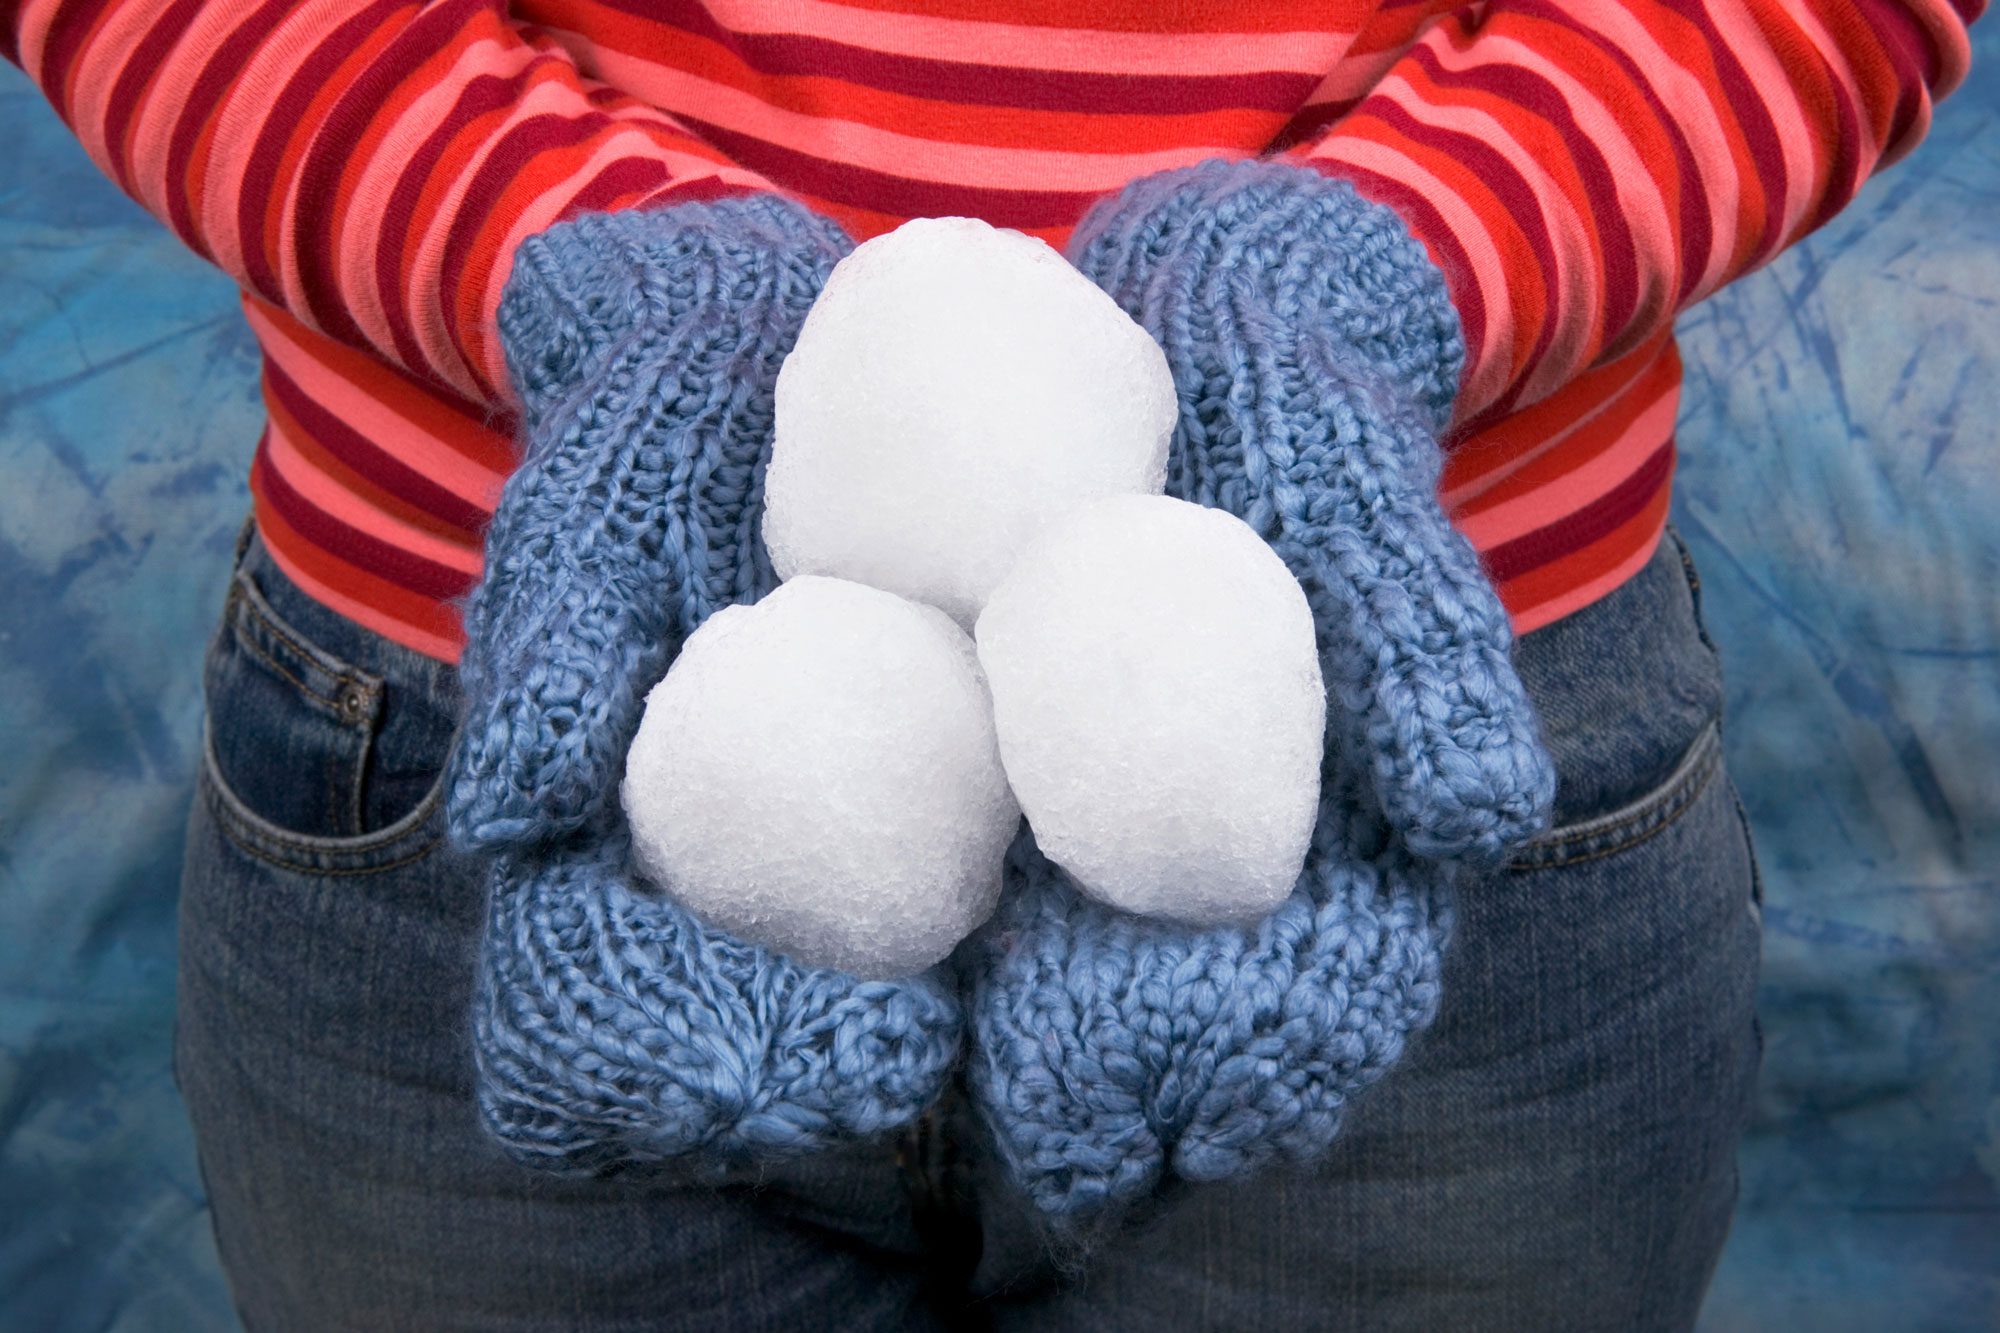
[200,0,385,293]
[248,300,508,512]
[257,528,466,662]
[1302,134,1517,420]
[1439,29,1673,363]
[1792,2,1885,173]
[1438,344,1663,509]
[1695,0,1819,249]
[583,47,1237,191]
[1480,436,1674,581]
[393,74,762,400]
[261,419,484,580]
[1355,91,1566,422]
[1451,382,1678,549]
[60,0,154,179]
[1508,522,1665,638]
[320,36,539,374]
[14,0,70,88]
[1656,0,1798,272]
[680,115,1106,226]
[586,0,1326,114]
[675,0,1359,76]
[1581,2,1740,303]
[99,0,210,196]
[256,442,478,605]
[1374,54,1598,406]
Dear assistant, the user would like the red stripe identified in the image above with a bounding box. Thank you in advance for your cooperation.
[235,0,405,304]
[1497,479,1668,628]
[253,447,476,602]
[1508,0,1714,308]
[290,0,486,365]
[160,0,295,266]
[673,114,1102,228]
[1303,155,1487,435]
[99,0,208,194]
[632,169,761,212]
[27,0,117,119]
[755,0,1362,34]
[579,0,1326,115]
[263,357,490,532]
[1657,0,1793,270]
[438,109,633,388]
[1360,95,1561,423]
[1269,97,1364,153]
[249,296,518,468]
[1481,436,1675,582]
[1801,39,1866,237]
[1408,40,1639,355]
[369,65,548,384]
[558,153,683,220]
[252,467,468,653]
[262,384,485,547]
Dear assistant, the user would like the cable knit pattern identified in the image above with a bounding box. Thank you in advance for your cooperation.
[449,196,960,1168]
[476,834,963,1168]
[449,196,853,852]
[967,158,1556,1219]
[1070,158,1554,864]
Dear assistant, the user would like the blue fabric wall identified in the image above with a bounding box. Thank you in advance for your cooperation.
[1,37,1994,1330]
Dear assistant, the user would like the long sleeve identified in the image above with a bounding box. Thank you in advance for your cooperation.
[1286,0,1983,435]
[3,0,777,409]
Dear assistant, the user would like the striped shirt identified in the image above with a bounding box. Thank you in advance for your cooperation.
[6,0,1981,662]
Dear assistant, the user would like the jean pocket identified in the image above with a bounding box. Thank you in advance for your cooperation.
[200,565,446,874]
[1509,719,1725,871]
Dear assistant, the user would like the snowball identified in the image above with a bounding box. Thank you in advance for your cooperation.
[621,576,1021,979]
[975,495,1325,925]
[764,216,1178,625]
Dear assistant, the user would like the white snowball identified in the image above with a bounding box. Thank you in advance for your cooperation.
[764,216,1178,625]
[975,495,1325,926]
[621,576,1021,979]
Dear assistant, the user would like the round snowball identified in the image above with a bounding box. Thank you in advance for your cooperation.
[621,576,1021,979]
[764,216,1178,625]
[975,495,1325,925]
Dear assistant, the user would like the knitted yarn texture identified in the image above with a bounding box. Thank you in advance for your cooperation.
[446,196,961,1169]
[965,159,1558,1219]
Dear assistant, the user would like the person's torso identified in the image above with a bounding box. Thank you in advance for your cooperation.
[247,0,1683,663]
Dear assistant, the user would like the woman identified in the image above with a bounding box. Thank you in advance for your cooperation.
[6,1,1976,1327]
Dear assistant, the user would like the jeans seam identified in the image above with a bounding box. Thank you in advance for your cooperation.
[1509,721,1724,871]
[1728,784,1766,912]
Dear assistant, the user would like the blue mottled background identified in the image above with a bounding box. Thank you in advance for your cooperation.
[2,34,1996,1330]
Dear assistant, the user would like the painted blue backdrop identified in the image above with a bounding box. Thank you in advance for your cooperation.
[1,38,1994,1331]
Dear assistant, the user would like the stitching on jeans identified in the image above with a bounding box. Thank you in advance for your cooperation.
[231,568,382,710]
[201,768,444,877]
[1508,721,1723,871]
[227,583,334,710]
[1513,751,1720,871]
[199,721,446,865]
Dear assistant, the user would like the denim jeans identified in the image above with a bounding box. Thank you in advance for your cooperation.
[177,520,1762,1332]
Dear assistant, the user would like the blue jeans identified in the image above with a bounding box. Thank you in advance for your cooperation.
[176,521,1762,1331]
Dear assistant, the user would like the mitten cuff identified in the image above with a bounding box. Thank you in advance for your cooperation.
[1067,158,1466,433]
[497,194,853,427]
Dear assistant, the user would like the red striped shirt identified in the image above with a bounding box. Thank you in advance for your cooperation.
[6,0,1981,661]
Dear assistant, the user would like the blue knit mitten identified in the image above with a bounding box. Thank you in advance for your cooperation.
[964,159,1558,1218]
[448,196,961,1170]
